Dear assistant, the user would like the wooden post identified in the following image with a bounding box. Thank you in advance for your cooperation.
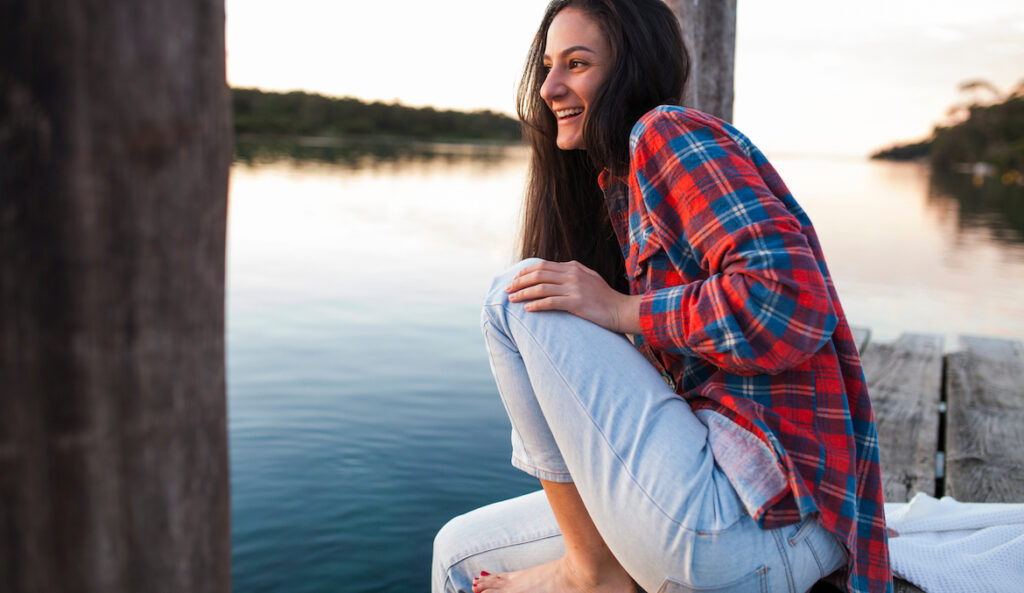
[667,0,737,122]
[0,1,231,592]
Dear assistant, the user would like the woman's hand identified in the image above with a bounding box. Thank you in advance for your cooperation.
[506,260,642,335]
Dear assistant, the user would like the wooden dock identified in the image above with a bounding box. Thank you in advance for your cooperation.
[815,330,1024,593]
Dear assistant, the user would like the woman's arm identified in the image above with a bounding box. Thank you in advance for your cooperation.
[630,107,837,375]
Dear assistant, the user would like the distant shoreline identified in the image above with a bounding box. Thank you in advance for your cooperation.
[871,92,1022,176]
[232,88,522,143]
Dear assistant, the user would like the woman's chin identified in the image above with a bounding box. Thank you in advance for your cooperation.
[556,135,584,151]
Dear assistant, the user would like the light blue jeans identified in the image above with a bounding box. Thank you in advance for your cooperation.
[432,260,846,593]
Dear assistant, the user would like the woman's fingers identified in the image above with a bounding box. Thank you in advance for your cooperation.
[519,295,572,312]
[507,261,575,292]
[508,283,569,304]
[506,269,565,294]
[501,260,637,333]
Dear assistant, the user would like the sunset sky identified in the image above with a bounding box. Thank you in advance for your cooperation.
[225,0,1024,157]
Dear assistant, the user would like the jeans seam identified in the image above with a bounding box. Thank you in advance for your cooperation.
[771,529,796,593]
[498,305,727,535]
[805,537,826,578]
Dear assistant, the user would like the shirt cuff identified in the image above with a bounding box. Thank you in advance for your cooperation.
[638,286,687,353]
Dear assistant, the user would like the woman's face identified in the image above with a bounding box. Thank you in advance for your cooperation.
[540,7,612,151]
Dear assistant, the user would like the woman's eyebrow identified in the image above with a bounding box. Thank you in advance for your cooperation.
[543,45,597,61]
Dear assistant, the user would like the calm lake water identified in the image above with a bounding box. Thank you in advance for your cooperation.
[227,139,1024,593]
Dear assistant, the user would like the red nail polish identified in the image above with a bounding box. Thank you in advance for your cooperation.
[480,571,491,576]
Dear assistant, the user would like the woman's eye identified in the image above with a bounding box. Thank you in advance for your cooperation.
[569,60,585,69]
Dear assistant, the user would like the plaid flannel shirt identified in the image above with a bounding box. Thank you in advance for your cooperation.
[597,106,892,593]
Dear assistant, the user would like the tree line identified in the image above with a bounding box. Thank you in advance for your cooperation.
[872,79,1024,173]
[232,87,522,142]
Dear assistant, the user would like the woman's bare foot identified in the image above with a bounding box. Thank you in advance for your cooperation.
[471,556,637,593]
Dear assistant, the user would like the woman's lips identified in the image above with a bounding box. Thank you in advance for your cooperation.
[555,107,584,121]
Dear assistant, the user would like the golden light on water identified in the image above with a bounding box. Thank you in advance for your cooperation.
[228,149,1024,346]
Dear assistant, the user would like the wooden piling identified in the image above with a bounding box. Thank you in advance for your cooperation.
[0,2,231,592]
[667,0,737,122]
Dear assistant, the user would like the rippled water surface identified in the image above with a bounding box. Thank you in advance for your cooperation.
[227,141,1024,592]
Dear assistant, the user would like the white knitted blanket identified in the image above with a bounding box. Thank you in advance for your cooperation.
[884,493,1024,593]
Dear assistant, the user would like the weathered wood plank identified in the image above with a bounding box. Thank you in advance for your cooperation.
[944,336,1024,502]
[850,326,871,355]
[859,333,943,503]
[858,332,933,593]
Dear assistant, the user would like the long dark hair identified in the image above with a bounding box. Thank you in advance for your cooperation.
[517,0,690,290]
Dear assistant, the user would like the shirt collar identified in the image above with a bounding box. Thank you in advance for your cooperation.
[597,167,612,192]
[597,167,629,193]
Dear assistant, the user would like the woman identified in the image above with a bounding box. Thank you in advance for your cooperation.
[432,1,892,592]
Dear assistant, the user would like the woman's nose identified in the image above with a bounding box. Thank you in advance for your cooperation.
[540,67,565,102]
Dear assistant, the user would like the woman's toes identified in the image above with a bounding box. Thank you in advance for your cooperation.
[473,571,501,591]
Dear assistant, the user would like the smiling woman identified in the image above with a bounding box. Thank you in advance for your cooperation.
[430,2,893,593]
[539,8,612,150]
[516,0,690,301]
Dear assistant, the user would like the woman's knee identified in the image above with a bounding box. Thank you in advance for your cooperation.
[481,258,546,338]
[484,258,545,303]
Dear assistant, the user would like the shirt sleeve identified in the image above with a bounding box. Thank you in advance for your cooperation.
[631,108,837,375]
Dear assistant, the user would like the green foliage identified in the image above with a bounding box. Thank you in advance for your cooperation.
[930,97,1024,172]
[872,82,1024,173]
[231,87,522,142]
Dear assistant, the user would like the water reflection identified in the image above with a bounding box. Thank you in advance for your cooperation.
[234,134,522,172]
[927,170,1024,247]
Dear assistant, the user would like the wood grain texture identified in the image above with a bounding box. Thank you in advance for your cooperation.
[853,331,931,593]
[666,0,737,122]
[0,2,230,592]
[944,336,1024,502]
[859,334,944,503]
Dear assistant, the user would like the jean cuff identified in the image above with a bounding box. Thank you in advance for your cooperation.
[511,455,574,483]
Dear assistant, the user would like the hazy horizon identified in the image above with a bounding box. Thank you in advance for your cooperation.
[225,1,1024,157]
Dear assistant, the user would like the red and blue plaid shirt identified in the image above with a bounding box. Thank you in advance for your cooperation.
[598,106,892,593]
